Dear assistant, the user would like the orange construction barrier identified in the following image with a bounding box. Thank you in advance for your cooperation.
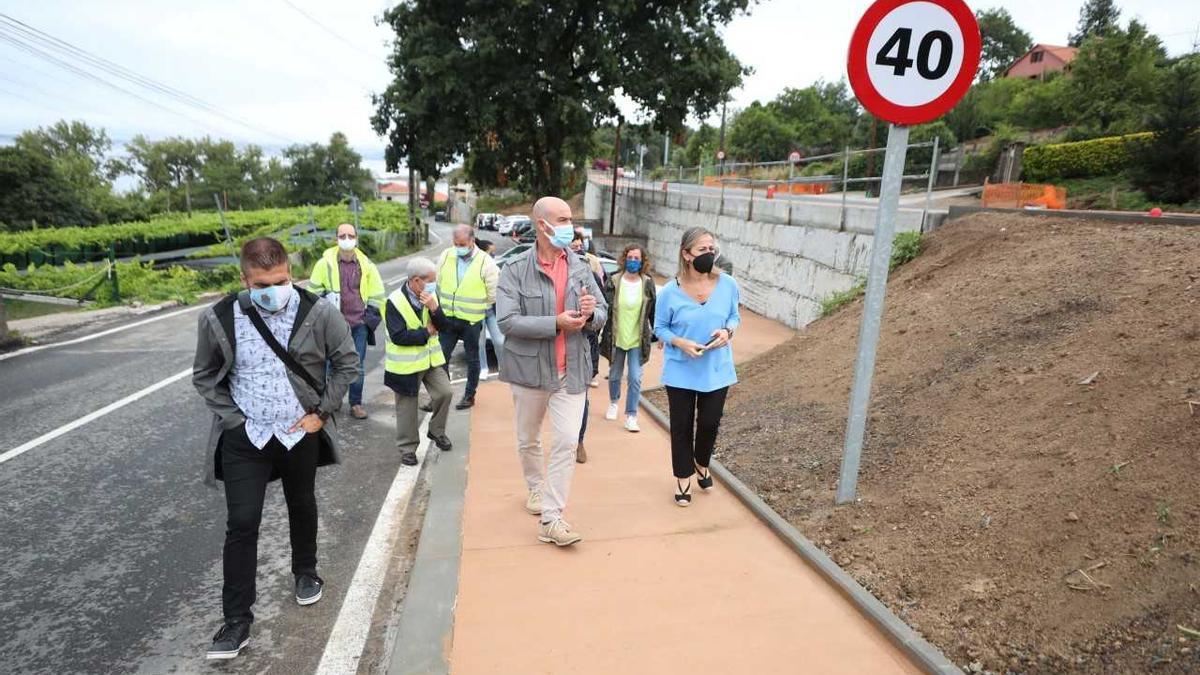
[981,182,1067,210]
[765,185,777,199]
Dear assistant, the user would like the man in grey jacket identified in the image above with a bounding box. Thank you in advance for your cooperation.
[497,196,607,547]
[192,237,360,660]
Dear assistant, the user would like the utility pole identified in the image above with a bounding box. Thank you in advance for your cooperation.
[718,98,728,177]
[609,117,622,235]
[663,132,670,167]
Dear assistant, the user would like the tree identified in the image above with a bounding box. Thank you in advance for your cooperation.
[282,132,374,206]
[1131,60,1200,204]
[374,0,748,196]
[728,103,793,161]
[1067,20,1166,133]
[1070,0,1121,47]
[0,145,102,230]
[684,124,720,167]
[15,120,121,221]
[976,8,1033,80]
[768,80,860,151]
[121,136,203,215]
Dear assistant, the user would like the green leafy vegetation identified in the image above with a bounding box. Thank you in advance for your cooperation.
[1022,133,1152,182]
[819,232,924,318]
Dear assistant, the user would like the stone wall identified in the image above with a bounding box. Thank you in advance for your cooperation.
[585,180,930,329]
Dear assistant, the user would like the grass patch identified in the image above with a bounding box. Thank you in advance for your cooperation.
[476,193,529,214]
[2,298,84,321]
[818,231,924,319]
[1058,175,1200,213]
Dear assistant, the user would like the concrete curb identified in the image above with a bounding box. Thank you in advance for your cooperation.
[949,204,1200,227]
[638,395,960,675]
[385,410,471,675]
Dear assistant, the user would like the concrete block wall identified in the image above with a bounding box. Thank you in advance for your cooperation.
[585,180,923,329]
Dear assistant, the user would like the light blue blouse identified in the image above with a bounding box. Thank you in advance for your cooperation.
[654,274,741,393]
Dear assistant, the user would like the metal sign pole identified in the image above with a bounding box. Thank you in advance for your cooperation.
[835,123,910,505]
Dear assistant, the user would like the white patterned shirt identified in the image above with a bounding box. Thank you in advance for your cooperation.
[230,291,308,450]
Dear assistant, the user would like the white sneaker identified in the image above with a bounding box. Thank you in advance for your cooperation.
[625,415,640,432]
[538,519,582,546]
[524,490,543,516]
[479,368,490,381]
[605,403,619,421]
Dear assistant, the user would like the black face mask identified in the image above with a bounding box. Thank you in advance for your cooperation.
[691,252,716,274]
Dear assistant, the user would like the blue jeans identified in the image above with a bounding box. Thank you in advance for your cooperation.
[608,346,643,416]
[476,307,504,371]
[348,323,368,406]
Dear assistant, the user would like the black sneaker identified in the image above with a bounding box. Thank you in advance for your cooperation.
[400,451,419,466]
[427,433,453,452]
[455,395,475,410]
[206,621,250,660]
[295,574,323,606]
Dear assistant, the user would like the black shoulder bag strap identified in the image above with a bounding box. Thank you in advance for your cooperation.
[240,295,325,397]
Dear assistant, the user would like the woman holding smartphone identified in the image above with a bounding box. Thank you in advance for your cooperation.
[653,226,740,507]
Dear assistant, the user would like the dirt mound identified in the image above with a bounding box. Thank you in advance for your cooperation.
[717,213,1200,673]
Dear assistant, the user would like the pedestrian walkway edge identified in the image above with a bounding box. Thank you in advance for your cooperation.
[385,413,471,675]
[638,396,960,675]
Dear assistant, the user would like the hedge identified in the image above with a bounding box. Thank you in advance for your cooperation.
[1023,132,1152,182]
[0,202,409,269]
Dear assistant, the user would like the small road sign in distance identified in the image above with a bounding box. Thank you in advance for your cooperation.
[847,0,980,125]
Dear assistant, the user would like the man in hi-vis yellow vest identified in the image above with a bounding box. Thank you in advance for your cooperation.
[384,257,454,466]
[435,224,499,410]
[308,223,386,420]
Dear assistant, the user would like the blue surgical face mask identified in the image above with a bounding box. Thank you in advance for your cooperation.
[625,259,642,273]
[545,221,575,249]
[424,281,437,297]
[455,245,473,257]
[249,282,292,313]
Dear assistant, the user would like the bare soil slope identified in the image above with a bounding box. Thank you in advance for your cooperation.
[715,213,1200,673]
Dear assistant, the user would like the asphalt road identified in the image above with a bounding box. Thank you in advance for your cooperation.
[0,222,515,674]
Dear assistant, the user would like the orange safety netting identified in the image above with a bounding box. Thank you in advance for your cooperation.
[981,182,1067,210]
[702,177,831,195]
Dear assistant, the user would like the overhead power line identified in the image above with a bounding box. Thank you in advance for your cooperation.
[278,0,380,61]
[0,13,296,144]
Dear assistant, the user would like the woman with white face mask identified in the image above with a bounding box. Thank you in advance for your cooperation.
[653,227,740,507]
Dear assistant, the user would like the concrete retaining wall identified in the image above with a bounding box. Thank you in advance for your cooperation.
[586,181,925,329]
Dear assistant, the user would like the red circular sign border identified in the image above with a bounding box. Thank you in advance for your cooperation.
[847,0,980,125]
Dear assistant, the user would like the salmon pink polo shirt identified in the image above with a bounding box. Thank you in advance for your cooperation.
[536,247,569,374]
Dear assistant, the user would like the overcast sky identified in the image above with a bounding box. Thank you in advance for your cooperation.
[1,0,1196,176]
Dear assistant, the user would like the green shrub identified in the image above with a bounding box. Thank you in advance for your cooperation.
[890,231,922,269]
[819,282,865,318]
[1023,132,1153,182]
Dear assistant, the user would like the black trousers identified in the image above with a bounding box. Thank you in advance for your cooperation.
[665,386,729,479]
[221,425,319,623]
[439,319,482,398]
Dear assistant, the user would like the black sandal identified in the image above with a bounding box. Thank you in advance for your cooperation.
[696,466,714,491]
[674,480,692,507]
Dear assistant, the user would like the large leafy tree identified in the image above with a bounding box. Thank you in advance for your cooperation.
[15,120,122,221]
[1068,20,1166,133]
[121,136,202,215]
[1070,0,1121,47]
[0,145,102,230]
[728,102,792,161]
[976,8,1033,80]
[1132,59,1200,204]
[373,0,749,196]
[684,124,720,167]
[768,80,860,152]
[282,132,374,206]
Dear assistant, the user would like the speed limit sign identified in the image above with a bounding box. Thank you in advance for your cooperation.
[847,0,980,125]
[789,151,803,164]
[837,0,980,506]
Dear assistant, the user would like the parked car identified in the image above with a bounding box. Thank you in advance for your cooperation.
[497,217,514,236]
[474,212,503,230]
[434,210,446,222]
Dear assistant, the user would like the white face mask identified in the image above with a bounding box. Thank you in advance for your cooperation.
[337,237,357,251]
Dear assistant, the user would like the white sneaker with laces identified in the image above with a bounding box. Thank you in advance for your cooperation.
[605,403,619,421]
[479,367,490,381]
[538,519,582,546]
[624,415,640,432]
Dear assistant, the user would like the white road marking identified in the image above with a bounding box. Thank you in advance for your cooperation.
[0,305,204,362]
[0,367,192,465]
[315,416,431,675]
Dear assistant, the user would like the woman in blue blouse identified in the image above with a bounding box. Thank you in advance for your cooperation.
[654,226,740,506]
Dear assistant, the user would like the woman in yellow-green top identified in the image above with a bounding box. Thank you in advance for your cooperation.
[599,244,657,432]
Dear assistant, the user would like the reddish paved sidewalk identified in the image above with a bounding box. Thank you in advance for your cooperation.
[450,308,921,674]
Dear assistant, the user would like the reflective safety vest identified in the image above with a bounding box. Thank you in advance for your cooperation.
[438,250,488,324]
[384,288,446,375]
[309,247,386,310]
